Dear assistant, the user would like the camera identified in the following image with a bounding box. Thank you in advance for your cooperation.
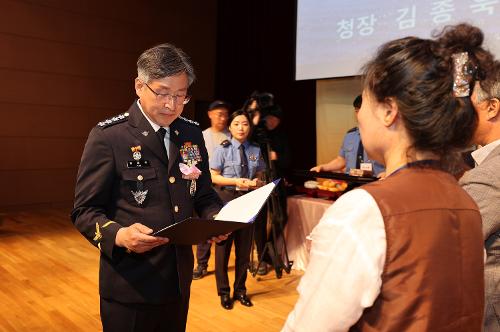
[243,91,282,144]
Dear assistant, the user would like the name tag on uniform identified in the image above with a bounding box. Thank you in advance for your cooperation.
[360,162,373,172]
[127,160,151,168]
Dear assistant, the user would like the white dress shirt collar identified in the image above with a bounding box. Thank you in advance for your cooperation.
[471,139,500,165]
[136,100,169,134]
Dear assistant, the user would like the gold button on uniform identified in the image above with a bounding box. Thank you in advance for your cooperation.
[137,175,143,181]
[174,205,179,213]
[169,176,175,183]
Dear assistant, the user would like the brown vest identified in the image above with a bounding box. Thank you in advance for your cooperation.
[352,167,484,332]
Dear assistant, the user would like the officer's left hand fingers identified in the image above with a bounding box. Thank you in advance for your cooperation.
[209,233,229,243]
[133,233,167,245]
[131,223,153,235]
[129,239,168,253]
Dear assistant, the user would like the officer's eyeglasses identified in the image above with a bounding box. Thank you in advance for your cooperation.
[142,81,191,105]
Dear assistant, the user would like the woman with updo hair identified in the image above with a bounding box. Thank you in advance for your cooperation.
[283,24,487,332]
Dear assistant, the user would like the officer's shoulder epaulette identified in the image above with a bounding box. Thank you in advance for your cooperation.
[97,112,130,128]
[178,116,199,127]
[220,139,231,147]
[346,126,358,133]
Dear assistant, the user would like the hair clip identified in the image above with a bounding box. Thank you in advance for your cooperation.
[452,52,472,97]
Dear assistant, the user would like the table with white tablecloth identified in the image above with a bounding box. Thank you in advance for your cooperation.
[284,195,333,271]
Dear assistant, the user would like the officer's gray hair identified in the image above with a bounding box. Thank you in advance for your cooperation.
[137,43,195,86]
[475,81,500,103]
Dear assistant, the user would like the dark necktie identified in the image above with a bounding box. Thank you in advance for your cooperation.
[157,127,169,161]
[356,140,364,169]
[239,144,249,178]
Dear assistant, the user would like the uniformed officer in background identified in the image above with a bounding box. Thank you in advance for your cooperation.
[210,110,266,310]
[71,43,226,332]
[311,95,385,177]
[192,100,231,280]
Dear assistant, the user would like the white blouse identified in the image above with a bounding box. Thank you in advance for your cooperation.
[282,189,386,332]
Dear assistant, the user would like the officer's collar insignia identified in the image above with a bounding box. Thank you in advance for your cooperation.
[174,130,179,136]
[142,131,149,136]
[180,142,202,166]
[131,189,148,205]
[131,145,142,161]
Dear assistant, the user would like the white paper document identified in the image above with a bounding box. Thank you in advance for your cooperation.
[215,180,279,223]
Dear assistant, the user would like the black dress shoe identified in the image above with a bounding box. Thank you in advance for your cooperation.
[257,263,269,276]
[220,294,233,310]
[233,293,253,307]
[192,265,208,280]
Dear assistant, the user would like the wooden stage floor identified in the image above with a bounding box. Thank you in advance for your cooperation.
[0,208,301,331]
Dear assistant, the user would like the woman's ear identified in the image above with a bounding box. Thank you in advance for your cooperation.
[382,97,399,127]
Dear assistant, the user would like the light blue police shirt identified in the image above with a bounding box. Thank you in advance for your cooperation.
[339,127,385,176]
[210,138,266,186]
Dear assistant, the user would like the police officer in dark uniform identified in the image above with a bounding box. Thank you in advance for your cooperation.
[71,43,225,332]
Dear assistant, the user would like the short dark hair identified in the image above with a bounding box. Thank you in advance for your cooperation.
[208,100,231,112]
[137,43,195,85]
[362,23,493,172]
[353,95,362,109]
[228,109,252,128]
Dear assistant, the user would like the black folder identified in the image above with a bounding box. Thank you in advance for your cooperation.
[152,217,252,245]
[152,179,281,245]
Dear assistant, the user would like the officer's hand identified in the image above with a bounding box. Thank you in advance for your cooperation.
[235,178,250,189]
[115,223,169,253]
[269,150,278,161]
[208,233,230,244]
[310,165,323,172]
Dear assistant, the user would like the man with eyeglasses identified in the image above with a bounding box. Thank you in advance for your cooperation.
[193,100,231,280]
[460,64,500,332]
[71,43,226,331]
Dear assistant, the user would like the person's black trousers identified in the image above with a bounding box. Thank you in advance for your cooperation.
[214,188,253,296]
[195,242,211,268]
[100,297,188,332]
[215,223,253,296]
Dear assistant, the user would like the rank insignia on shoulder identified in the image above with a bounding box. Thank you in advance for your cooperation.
[220,140,231,147]
[97,112,129,128]
[179,116,199,126]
